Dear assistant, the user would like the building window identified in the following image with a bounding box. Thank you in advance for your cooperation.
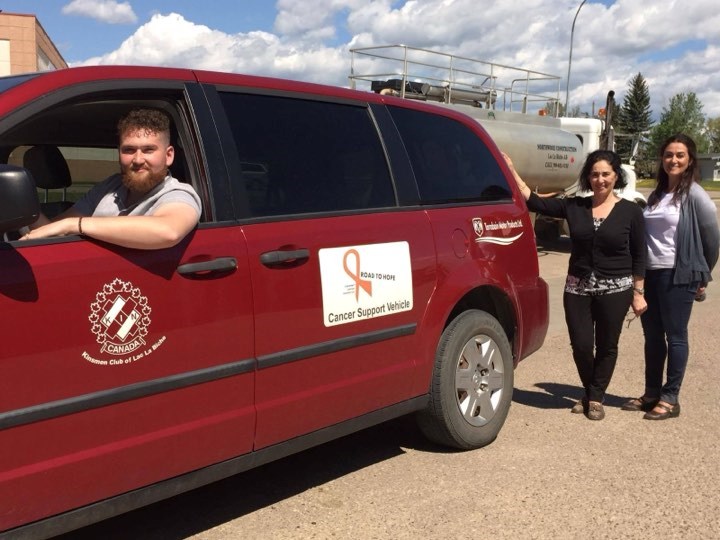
[0,39,10,76]
[37,49,55,71]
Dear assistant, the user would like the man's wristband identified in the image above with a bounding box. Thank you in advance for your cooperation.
[633,287,644,295]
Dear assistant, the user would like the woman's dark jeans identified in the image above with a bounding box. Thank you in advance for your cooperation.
[640,269,698,405]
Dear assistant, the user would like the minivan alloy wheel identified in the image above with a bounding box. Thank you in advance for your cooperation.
[455,334,505,426]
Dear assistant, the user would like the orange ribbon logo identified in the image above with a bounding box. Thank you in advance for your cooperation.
[343,249,372,301]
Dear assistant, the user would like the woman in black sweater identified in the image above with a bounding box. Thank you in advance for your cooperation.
[504,150,647,420]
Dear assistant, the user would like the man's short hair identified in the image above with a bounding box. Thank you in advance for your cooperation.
[118,108,171,141]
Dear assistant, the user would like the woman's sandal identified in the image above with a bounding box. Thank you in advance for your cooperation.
[621,396,658,412]
[643,402,681,420]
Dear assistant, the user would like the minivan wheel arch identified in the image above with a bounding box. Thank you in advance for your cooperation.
[446,286,516,348]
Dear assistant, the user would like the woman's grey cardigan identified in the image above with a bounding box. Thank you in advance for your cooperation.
[673,182,719,286]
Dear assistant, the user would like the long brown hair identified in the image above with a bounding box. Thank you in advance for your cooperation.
[648,133,699,207]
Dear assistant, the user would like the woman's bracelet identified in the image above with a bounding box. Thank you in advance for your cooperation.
[78,216,84,235]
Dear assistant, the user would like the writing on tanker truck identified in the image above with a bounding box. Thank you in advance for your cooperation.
[348,45,645,238]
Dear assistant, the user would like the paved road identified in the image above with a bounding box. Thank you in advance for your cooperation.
[57,213,720,540]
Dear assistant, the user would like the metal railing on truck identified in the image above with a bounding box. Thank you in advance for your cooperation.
[349,44,563,116]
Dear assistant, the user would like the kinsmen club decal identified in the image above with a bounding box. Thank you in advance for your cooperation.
[473,217,524,245]
[83,278,166,366]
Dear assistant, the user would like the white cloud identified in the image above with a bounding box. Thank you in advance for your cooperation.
[71,0,720,118]
[274,0,369,38]
[62,0,137,24]
[74,13,347,84]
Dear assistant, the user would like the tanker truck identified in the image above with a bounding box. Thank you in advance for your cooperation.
[348,45,645,240]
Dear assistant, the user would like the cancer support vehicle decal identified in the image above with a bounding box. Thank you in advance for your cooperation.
[82,278,167,366]
[319,242,413,327]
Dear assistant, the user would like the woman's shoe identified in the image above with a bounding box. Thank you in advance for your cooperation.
[571,398,587,414]
[643,402,680,420]
[587,401,605,420]
[621,396,658,412]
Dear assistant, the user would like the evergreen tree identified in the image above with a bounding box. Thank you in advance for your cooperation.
[616,73,652,162]
[648,92,710,156]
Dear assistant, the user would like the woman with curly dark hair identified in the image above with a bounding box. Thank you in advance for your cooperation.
[504,149,646,421]
[623,134,719,420]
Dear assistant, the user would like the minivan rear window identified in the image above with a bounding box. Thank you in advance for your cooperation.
[388,106,511,204]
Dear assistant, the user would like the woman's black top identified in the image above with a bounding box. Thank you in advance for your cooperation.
[527,193,646,279]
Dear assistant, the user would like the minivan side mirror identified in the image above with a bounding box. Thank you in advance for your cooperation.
[0,164,40,234]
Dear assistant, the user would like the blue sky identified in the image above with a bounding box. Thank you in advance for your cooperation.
[4,0,720,118]
[3,1,278,60]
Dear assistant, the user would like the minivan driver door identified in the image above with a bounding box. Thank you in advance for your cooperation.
[0,88,256,531]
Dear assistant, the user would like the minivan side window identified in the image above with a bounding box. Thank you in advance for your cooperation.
[387,106,512,204]
[218,93,395,217]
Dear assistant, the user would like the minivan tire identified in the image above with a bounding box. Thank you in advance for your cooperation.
[417,310,513,450]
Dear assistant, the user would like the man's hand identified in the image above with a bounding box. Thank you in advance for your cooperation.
[22,217,80,240]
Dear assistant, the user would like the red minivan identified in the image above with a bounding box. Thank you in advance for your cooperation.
[0,66,548,538]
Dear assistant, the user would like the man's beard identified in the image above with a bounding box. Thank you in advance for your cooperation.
[121,167,166,195]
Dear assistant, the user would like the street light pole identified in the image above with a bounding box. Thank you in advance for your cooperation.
[564,0,587,116]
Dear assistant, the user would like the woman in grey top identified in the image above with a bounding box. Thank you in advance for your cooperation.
[623,134,719,420]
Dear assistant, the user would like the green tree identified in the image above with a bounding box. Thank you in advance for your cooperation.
[616,73,652,162]
[707,117,720,153]
[648,92,710,156]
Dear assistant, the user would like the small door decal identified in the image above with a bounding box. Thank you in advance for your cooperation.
[83,278,166,366]
[472,217,524,246]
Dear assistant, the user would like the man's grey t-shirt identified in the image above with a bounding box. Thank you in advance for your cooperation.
[73,174,201,217]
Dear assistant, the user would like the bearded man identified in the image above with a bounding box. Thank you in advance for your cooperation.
[24,108,201,249]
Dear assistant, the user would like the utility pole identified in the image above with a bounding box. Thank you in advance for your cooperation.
[564,0,587,116]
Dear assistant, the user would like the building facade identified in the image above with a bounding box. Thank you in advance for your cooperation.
[0,12,67,75]
[698,154,720,182]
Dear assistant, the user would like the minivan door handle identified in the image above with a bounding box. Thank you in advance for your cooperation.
[177,257,238,276]
[260,249,310,266]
